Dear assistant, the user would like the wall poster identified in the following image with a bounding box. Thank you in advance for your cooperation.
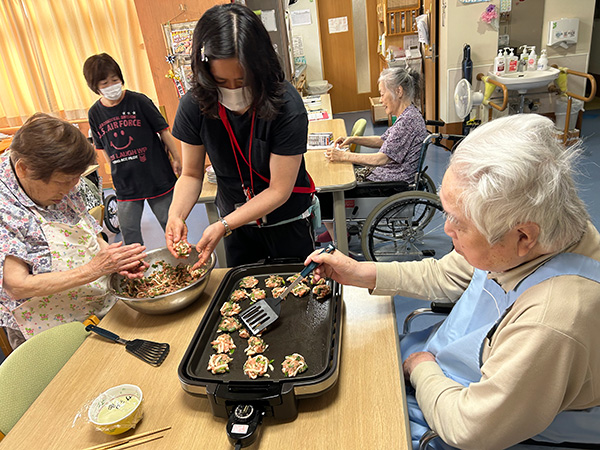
[162,20,197,96]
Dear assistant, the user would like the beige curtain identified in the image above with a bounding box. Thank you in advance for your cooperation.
[0,0,157,127]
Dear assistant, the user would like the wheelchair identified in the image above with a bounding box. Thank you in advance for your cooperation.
[81,169,120,235]
[341,125,464,262]
[103,193,120,234]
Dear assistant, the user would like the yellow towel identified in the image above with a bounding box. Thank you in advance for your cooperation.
[480,76,496,106]
[555,67,568,94]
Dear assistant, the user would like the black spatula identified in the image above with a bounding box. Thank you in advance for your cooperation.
[239,244,335,335]
[85,324,170,367]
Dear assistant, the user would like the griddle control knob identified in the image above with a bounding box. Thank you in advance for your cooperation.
[227,404,264,448]
[234,404,255,422]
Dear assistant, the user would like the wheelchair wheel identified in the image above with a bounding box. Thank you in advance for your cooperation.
[361,191,453,262]
[103,194,120,234]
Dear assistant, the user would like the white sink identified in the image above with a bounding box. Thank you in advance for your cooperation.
[488,67,560,93]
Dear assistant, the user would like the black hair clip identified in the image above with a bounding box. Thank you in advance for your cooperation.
[200,45,208,62]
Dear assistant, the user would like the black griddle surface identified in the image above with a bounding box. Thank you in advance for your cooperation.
[182,263,339,384]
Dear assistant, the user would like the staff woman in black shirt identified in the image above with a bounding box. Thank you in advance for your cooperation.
[168,3,315,267]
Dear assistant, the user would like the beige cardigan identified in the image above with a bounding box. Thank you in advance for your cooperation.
[373,222,600,450]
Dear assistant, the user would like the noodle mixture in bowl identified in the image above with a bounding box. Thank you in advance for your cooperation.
[109,246,216,314]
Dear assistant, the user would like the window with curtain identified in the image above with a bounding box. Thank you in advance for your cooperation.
[0,0,157,128]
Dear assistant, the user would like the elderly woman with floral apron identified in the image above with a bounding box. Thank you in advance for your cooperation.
[0,114,148,349]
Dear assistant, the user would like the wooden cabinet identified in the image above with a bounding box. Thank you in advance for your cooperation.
[385,6,420,36]
[376,0,421,72]
[377,0,420,37]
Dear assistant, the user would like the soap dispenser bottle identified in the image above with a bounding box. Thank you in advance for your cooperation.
[518,47,529,72]
[494,50,505,76]
[527,46,537,71]
[537,49,548,70]
[507,48,518,73]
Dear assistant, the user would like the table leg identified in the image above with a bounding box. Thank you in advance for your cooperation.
[332,191,349,255]
[203,203,228,267]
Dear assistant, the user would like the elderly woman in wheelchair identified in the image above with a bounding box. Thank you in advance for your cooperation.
[317,67,430,256]
[317,66,461,262]
[306,114,600,450]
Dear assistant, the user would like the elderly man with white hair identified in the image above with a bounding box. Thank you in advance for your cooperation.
[305,114,600,450]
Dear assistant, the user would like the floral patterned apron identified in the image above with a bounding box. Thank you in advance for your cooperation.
[10,206,112,339]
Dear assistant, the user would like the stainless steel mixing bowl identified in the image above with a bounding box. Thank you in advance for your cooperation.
[109,247,216,314]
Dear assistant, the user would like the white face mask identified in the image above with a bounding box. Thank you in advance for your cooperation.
[217,86,252,112]
[100,83,123,101]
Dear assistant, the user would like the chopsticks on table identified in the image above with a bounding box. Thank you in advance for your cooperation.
[82,426,171,450]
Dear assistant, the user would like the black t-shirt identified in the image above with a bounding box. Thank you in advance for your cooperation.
[88,91,177,201]
[172,81,311,225]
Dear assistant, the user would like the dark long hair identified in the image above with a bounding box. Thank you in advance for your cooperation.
[190,3,286,120]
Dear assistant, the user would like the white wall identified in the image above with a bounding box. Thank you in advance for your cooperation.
[542,0,596,98]
[289,0,324,83]
[290,0,596,115]
[439,0,500,123]
[439,0,596,123]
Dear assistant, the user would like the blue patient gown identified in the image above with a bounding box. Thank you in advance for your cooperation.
[401,253,600,450]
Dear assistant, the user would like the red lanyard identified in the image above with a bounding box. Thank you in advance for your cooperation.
[218,103,257,201]
[217,103,316,197]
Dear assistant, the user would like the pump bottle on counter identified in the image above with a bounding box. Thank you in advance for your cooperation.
[507,48,518,73]
[527,46,537,71]
[537,49,548,70]
[518,47,528,72]
[494,50,505,76]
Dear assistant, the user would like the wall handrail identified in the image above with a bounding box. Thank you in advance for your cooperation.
[477,73,509,112]
[549,65,597,144]
[550,64,597,102]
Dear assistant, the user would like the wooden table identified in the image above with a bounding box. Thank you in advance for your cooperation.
[1,270,411,450]
[198,150,356,266]
[308,118,347,144]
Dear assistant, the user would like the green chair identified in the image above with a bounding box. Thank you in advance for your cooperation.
[349,118,367,153]
[0,322,88,439]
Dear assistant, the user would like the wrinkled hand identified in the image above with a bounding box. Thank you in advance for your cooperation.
[120,260,150,279]
[304,248,374,288]
[89,242,147,277]
[166,216,189,258]
[193,221,224,269]
[324,146,348,163]
[403,351,436,382]
[332,136,352,148]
